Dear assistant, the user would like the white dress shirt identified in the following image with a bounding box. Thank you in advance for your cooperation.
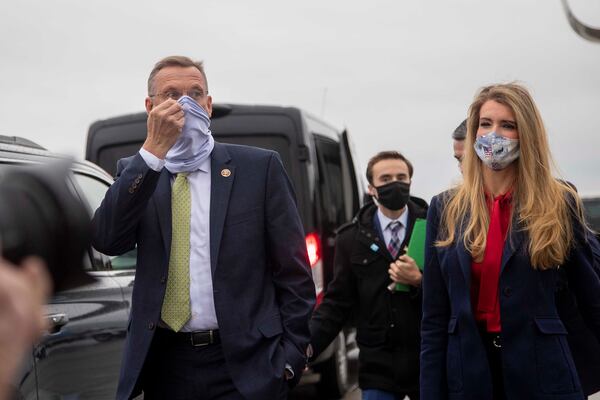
[377,207,410,252]
[139,148,218,331]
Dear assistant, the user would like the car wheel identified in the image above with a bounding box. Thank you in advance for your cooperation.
[316,331,349,398]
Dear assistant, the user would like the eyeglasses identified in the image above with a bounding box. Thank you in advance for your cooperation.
[149,89,207,102]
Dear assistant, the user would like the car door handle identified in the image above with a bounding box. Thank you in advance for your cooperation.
[46,313,69,333]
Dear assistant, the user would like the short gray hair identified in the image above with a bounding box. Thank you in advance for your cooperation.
[147,56,208,95]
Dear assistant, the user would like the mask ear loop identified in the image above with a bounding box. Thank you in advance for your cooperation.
[371,195,381,207]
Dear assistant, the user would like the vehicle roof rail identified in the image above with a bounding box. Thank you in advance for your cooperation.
[0,135,47,150]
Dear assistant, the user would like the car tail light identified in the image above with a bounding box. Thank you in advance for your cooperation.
[306,233,324,306]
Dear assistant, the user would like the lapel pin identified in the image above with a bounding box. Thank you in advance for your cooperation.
[370,243,379,252]
[221,168,231,177]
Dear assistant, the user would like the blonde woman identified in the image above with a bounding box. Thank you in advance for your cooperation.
[420,83,600,399]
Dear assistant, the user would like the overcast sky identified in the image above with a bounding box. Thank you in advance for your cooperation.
[1,0,599,201]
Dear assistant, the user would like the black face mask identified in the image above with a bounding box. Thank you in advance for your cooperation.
[374,181,410,211]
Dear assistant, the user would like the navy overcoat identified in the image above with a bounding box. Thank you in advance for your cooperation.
[420,193,600,400]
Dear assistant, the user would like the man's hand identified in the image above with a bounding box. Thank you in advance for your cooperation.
[388,254,422,287]
[0,257,50,400]
[143,99,185,159]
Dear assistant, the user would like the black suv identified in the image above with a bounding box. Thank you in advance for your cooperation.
[86,104,364,397]
[582,195,600,239]
[0,136,135,399]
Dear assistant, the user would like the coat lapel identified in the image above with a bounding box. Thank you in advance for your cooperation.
[456,216,473,287]
[154,169,173,260]
[356,226,390,261]
[209,143,234,275]
[455,214,524,287]
[370,211,393,261]
[500,219,524,274]
[457,242,472,288]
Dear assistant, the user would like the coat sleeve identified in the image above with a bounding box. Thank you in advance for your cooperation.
[91,154,161,255]
[420,195,451,399]
[264,152,316,387]
[309,227,358,357]
[565,214,600,342]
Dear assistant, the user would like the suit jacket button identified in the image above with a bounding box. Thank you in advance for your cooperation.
[137,174,143,179]
[363,259,368,264]
[148,322,155,330]
[128,187,135,194]
[503,287,513,297]
[135,178,141,184]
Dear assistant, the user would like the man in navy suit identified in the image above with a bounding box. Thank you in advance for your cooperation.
[92,56,315,400]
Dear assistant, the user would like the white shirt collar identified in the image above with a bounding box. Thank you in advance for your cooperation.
[197,156,210,173]
[377,206,409,232]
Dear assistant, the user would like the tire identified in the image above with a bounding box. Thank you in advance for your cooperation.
[316,331,349,398]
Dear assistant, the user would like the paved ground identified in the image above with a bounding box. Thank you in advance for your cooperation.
[290,384,361,400]
[289,348,360,400]
[292,387,600,400]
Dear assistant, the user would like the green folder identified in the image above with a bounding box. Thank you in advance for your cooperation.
[394,218,427,292]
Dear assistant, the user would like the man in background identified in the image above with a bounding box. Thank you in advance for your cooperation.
[310,151,427,400]
[452,119,467,171]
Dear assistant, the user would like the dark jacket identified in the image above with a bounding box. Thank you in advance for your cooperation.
[556,230,600,396]
[421,193,600,399]
[92,143,316,400]
[310,199,428,394]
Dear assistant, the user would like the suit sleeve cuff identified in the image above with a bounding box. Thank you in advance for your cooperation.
[138,148,165,172]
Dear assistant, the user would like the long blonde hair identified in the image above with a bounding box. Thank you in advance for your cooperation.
[437,83,583,269]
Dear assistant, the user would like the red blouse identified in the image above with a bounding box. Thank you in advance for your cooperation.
[471,191,512,333]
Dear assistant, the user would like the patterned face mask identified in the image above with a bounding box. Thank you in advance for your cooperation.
[164,95,214,174]
[473,131,520,171]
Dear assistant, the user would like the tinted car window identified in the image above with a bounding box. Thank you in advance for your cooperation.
[98,143,141,177]
[95,136,293,182]
[313,134,346,287]
[314,135,345,226]
[73,173,109,214]
[214,134,292,177]
[73,173,137,270]
[583,197,600,232]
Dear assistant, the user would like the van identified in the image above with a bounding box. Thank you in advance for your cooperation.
[86,103,364,397]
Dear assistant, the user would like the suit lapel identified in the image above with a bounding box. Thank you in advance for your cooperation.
[154,169,173,261]
[209,143,234,275]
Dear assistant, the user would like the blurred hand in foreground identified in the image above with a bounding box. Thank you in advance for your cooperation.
[0,257,50,400]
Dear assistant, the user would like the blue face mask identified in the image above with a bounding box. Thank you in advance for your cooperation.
[164,95,214,174]
[474,131,520,171]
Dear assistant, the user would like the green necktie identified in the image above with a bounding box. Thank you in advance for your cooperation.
[161,172,192,332]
